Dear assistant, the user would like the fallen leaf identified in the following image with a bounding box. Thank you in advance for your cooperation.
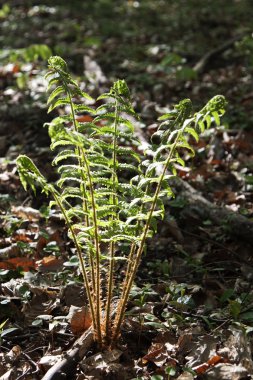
[142,343,164,363]
[209,159,223,166]
[22,286,59,324]
[207,355,223,366]
[13,230,33,243]
[76,115,94,123]
[193,355,223,375]
[176,372,194,380]
[202,363,249,380]
[36,230,63,255]
[12,64,20,74]
[63,284,86,307]
[0,245,20,259]
[67,305,92,335]
[39,355,62,371]
[0,257,35,271]
[193,363,209,375]
[0,173,10,182]
[0,368,15,380]
[5,345,22,362]
[185,335,219,368]
[11,206,41,221]
[36,256,64,272]
[83,349,122,367]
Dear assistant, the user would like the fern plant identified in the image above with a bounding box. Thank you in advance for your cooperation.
[16,56,226,348]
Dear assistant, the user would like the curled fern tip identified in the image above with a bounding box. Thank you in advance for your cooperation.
[48,56,68,72]
[207,95,227,112]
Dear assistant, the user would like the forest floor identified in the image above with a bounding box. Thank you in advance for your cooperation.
[0,1,253,379]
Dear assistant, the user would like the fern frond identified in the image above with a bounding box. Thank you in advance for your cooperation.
[17,56,227,348]
[17,155,48,193]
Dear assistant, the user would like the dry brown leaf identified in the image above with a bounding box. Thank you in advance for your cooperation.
[13,230,33,243]
[142,343,165,364]
[202,363,249,380]
[80,349,124,380]
[0,257,35,271]
[36,229,63,255]
[11,206,41,221]
[5,345,22,363]
[67,305,92,335]
[76,115,94,123]
[0,369,15,380]
[39,355,63,372]
[224,327,253,373]
[185,334,219,368]
[176,372,194,380]
[165,219,184,243]
[193,354,224,375]
[36,256,64,272]
[0,245,20,259]
[22,286,59,324]
[63,284,86,307]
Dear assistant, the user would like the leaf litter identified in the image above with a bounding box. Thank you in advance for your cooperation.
[0,2,253,379]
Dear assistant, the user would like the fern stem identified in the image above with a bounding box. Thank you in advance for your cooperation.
[120,182,150,302]
[66,85,102,345]
[120,241,136,301]
[80,179,96,294]
[105,99,119,339]
[83,154,103,345]
[52,191,97,334]
[112,133,182,343]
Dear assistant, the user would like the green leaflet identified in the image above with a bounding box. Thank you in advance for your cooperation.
[158,110,178,120]
[16,155,47,193]
[47,85,65,105]
[48,97,70,113]
[102,234,140,243]
[48,55,68,72]
[184,126,199,142]
[96,102,137,116]
[66,207,89,220]
[117,163,140,173]
[50,139,74,150]
[74,104,96,114]
[46,76,60,91]
[52,150,79,165]
[94,113,134,132]
[57,176,84,188]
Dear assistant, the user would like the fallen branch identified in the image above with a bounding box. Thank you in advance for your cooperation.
[41,327,94,380]
[193,34,245,74]
[171,177,253,244]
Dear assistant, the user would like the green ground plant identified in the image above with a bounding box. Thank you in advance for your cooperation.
[16,56,226,348]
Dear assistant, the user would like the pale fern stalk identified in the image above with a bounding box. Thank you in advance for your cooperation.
[112,115,186,343]
[65,85,96,295]
[65,83,102,345]
[52,191,98,333]
[105,99,119,338]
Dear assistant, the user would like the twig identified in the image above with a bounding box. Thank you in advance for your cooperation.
[41,327,94,380]
[181,228,252,266]
[193,34,246,74]
[16,352,40,380]
[171,177,253,244]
